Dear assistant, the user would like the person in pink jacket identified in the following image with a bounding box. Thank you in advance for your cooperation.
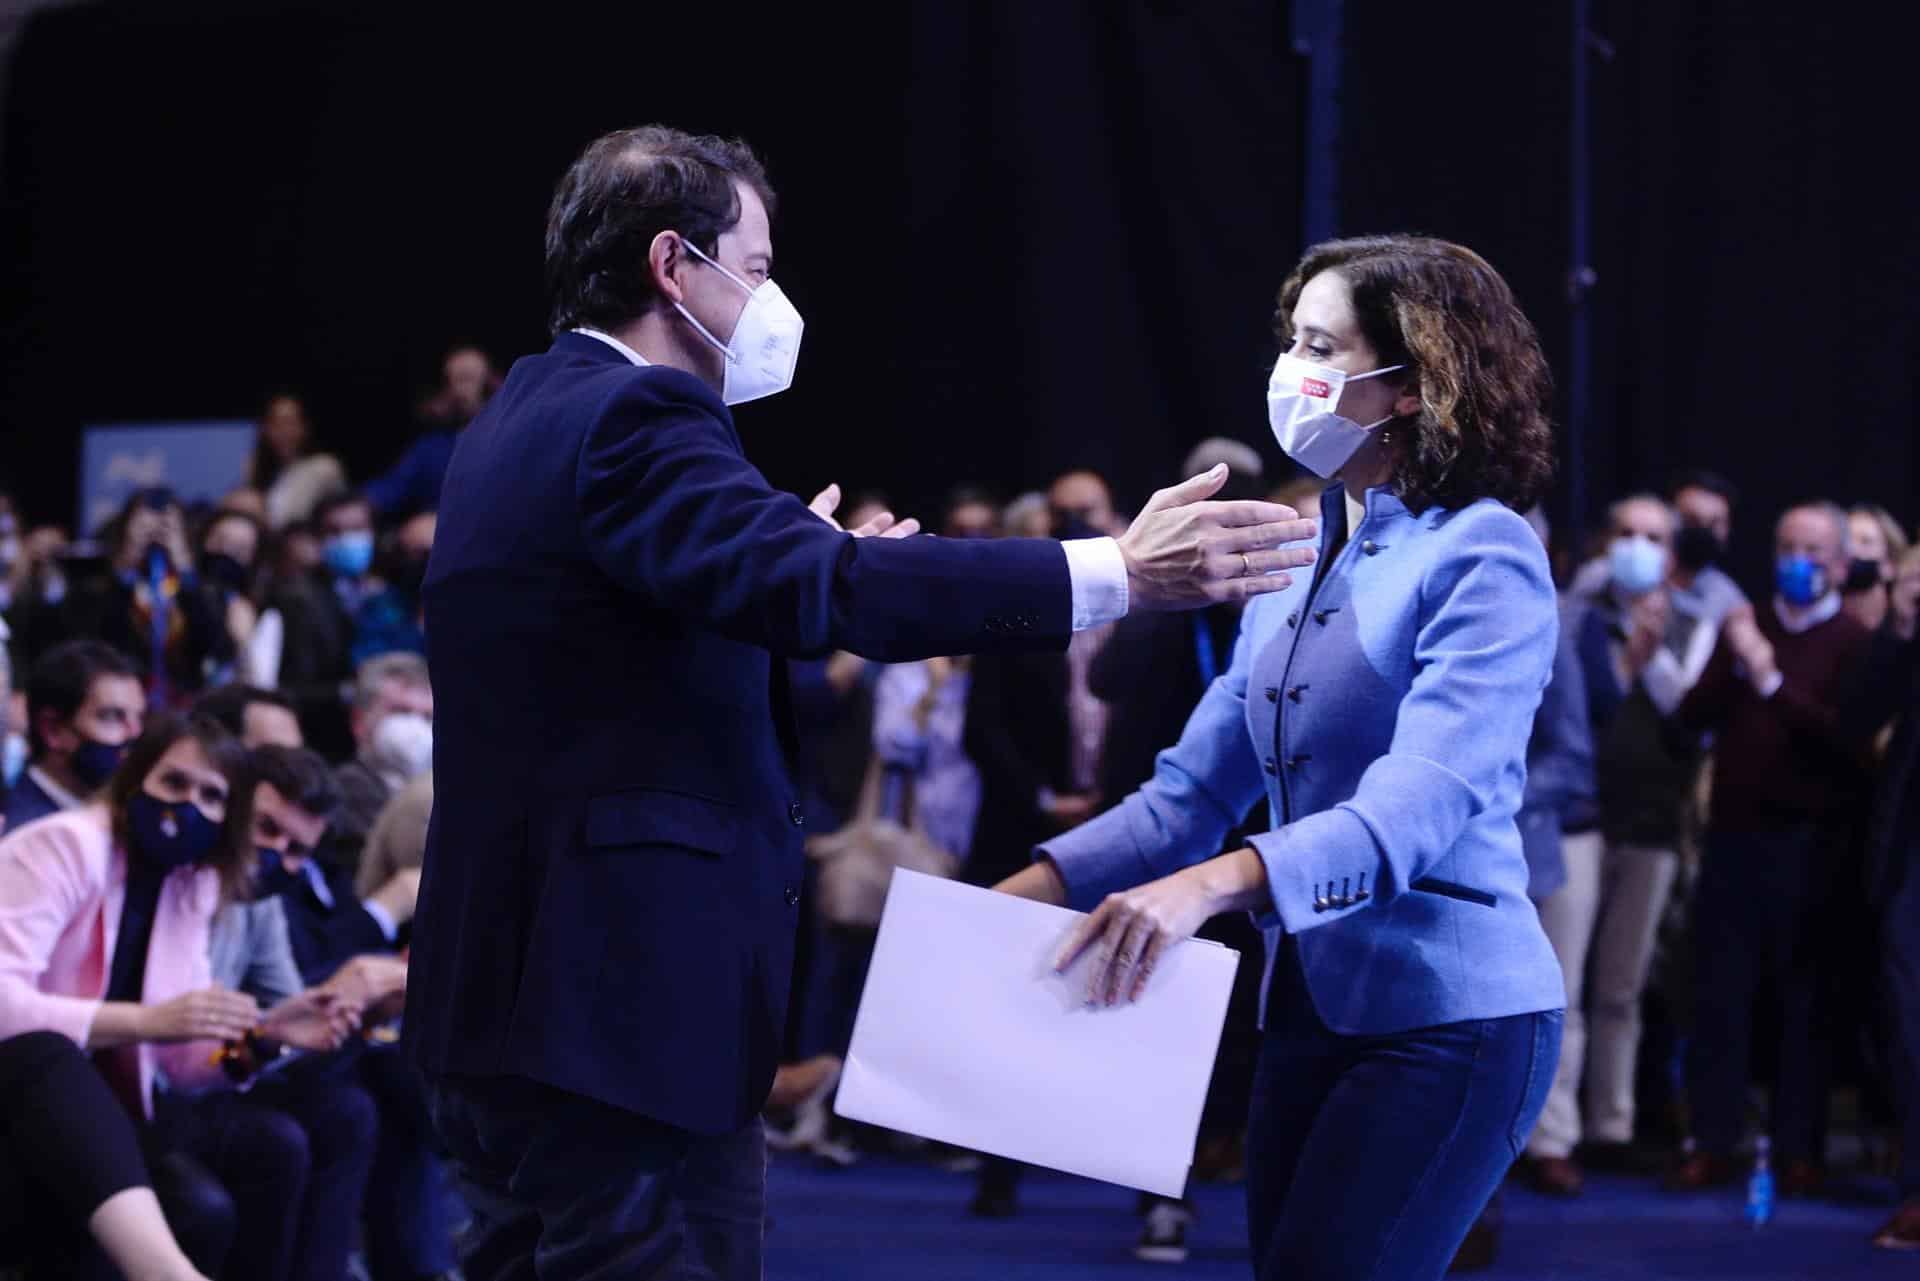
[0,711,346,1279]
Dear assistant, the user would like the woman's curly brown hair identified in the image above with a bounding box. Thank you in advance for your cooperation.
[1275,235,1555,513]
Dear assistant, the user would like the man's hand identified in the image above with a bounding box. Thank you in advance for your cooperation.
[1045,792,1099,831]
[323,954,409,1014]
[1722,606,1778,691]
[808,484,921,540]
[258,988,360,1053]
[1117,465,1318,611]
[1623,588,1670,675]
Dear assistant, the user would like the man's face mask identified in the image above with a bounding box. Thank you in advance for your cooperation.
[673,237,803,406]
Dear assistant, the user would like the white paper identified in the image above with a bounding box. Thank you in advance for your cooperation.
[834,868,1240,1198]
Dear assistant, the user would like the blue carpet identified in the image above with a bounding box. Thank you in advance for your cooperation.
[765,1154,1915,1279]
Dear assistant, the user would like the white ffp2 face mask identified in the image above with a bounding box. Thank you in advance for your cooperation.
[673,238,803,405]
[1265,353,1404,479]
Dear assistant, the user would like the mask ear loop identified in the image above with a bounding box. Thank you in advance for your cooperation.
[670,235,758,366]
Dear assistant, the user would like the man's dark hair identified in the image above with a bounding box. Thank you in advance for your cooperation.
[1668,469,1739,510]
[26,640,139,757]
[313,491,371,530]
[250,743,341,822]
[545,125,777,336]
[194,684,298,740]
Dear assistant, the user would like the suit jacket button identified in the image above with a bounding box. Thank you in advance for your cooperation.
[789,803,806,827]
[1265,687,1279,704]
[1288,684,1308,702]
[1287,611,1299,628]
[785,886,801,907]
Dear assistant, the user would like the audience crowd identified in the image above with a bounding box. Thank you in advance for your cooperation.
[0,344,1917,1277]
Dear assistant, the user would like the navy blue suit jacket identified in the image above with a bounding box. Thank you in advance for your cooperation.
[1,773,63,836]
[404,334,1072,1134]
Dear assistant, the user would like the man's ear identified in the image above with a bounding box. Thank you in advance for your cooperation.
[648,231,691,305]
[36,708,76,758]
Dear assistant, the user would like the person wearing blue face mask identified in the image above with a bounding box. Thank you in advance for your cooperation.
[1517,494,1711,1196]
[5,640,145,835]
[269,492,382,760]
[1668,501,1902,1197]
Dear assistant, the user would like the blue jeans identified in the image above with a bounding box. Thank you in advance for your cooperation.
[1247,939,1561,1281]
[429,1074,765,1281]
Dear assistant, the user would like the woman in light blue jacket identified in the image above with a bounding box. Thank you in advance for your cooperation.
[999,236,1565,1281]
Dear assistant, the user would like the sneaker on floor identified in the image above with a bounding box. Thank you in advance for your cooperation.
[1134,1200,1194,1264]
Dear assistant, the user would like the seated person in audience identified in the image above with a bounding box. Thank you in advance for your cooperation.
[49,489,234,706]
[0,714,325,1277]
[0,1028,218,1281]
[4,639,143,833]
[331,653,434,880]
[354,770,433,899]
[244,745,447,1281]
[351,512,435,668]
[187,743,381,1281]
[271,492,381,758]
[195,682,305,751]
[197,507,279,687]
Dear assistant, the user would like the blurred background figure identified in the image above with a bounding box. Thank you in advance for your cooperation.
[245,394,348,533]
[365,345,500,521]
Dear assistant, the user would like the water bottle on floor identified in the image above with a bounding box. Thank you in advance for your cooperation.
[1745,1136,1774,1228]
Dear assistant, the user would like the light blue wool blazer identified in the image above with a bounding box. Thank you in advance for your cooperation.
[1042,485,1566,1033]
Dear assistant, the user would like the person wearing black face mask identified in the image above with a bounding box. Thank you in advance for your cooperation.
[0,713,329,1280]
[5,640,146,834]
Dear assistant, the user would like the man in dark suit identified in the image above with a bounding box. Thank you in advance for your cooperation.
[404,124,1315,1281]
[3,640,143,834]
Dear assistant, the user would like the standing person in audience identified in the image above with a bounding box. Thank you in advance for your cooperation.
[999,234,1567,1280]
[1871,542,1920,1247]
[50,490,234,707]
[0,1028,217,1281]
[246,393,349,533]
[197,507,272,686]
[1002,491,1052,540]
[1521,494,1700,1196]
[365,345,500,520]
[406,124,1311,1281]
[5,640,144,832]
[1663,470,1748,627]
[1667,501,1894,1195]
[352,512,436,667]
[1842,503,1910,634]
[330,654,435,880]
[0,713,325,1276]
[195,682,305,751]
[271,492,380,758]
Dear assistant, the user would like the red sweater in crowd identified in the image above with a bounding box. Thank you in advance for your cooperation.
[1676,601,1884,832]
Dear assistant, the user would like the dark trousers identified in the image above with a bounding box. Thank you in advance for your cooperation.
[1687,824,1841,1160]
[0,1030,233,1280]
[152,1086,312,1281]
[428,1074,766,1281]
[1882,832,1920,1197]
[175,1072,380,1281]
[1246,939,1561,1281]
[275,1041,455,1281]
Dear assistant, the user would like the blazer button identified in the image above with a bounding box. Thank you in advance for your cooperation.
[789,803,806,827]
[1313,611,1329,625]
[1286,753,1312,770]
[1264,758,1278,776]
[1361,540,1381,555]
[1265,687,1279,704]
[784,886,801,907]
[1287,611,1299,628]
[1287,684,1308,702]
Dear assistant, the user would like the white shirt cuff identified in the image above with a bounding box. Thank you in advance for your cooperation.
[1062,537,1129,632]
[1755,669,1785,699]
[360,900,399,943]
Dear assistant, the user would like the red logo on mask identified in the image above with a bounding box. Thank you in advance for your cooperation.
[1301,377,1331,399]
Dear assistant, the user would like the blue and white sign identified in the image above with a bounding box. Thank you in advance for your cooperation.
[79,421,255,536]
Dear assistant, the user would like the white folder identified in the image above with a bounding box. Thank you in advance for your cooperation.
[834,868,1241,1198]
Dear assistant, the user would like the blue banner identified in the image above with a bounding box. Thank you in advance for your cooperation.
[79,421,255,537]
